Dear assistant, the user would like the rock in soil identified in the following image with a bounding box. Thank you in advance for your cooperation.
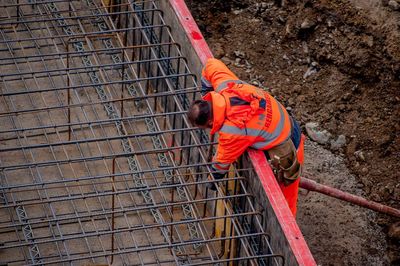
[388,0,400,10]
[388,222,400,240]
[305,122,332,145]
[330,134,346,151]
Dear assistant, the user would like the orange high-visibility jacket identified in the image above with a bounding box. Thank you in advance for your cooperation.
[202,58,292,176]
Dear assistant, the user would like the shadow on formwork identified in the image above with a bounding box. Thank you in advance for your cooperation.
[0,0,315,265]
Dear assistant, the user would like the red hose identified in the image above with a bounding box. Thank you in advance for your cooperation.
[300,177,400,218]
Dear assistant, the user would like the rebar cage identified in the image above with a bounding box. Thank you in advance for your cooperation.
[0,1,283,265]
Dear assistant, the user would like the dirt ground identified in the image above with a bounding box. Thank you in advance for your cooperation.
[186,0,400,264]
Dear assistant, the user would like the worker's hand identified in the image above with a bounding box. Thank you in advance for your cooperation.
[205,173,225,191]
[206,178,218,191]
[206,175,218,191]
[201,77,213,96]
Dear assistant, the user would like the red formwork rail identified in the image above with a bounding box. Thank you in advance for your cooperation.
[169,0,316,265]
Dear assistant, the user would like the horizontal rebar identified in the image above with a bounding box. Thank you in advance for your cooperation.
[0,42,179,62]
[0,142,215,170]
[0,127,199,152]
[0,178,249,209]
[0,196,255,236]
[26,232,269,265]
[0,24,168,44]
[0,73,195,96]
[0,9,162,26]
[0,111,188,135]
[0,56,185,78]
[0,0,77,8]
[0,168,252,192]
[0,182,251,224]
[0,0,153,9]
[4,254,281,266]
[0,89,198,117]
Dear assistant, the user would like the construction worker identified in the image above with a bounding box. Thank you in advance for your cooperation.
[187,58,305,216]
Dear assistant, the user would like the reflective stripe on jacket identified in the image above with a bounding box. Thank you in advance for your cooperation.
[202,58,292,175]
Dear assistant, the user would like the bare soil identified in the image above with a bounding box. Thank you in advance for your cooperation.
[186,0,400,264]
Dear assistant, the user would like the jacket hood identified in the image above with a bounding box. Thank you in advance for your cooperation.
[203,92,226,134]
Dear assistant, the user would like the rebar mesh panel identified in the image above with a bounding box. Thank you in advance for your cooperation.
[0,1,280,265]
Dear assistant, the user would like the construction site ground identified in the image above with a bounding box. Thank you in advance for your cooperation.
[186,0,400,265]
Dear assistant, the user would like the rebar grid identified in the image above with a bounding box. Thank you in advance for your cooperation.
[0,1,282,265]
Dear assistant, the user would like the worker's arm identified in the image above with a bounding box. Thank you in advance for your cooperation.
[208,133,251,190]
[201,58,240,95]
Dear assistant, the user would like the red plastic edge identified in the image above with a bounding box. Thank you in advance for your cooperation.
[169,0,316,265]
[168,0,213,62]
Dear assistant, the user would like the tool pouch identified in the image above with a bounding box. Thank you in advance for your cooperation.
[267,139,302,186]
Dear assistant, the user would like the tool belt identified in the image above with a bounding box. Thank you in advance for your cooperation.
[266,137,302,186]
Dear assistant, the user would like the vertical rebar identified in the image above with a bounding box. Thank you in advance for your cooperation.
[120,49,125,117]
[111,157,116,264]
[66,43,71,141]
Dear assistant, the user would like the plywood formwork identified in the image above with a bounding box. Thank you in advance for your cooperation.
[0,1,281,265]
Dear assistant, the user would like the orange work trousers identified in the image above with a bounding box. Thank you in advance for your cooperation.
[278,134,305,217]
